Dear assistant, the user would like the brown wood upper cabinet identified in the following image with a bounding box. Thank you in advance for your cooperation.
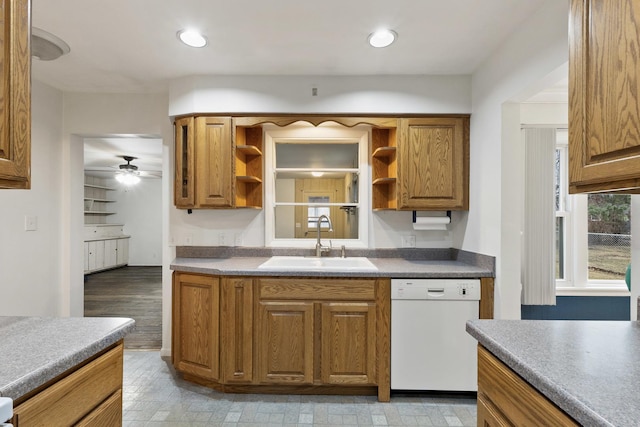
[569,0,640,193]
[173,116,263,209]
[174,114,468,210]
[397,117,469,210]
[372,116,469,210]
[0,0,31,190]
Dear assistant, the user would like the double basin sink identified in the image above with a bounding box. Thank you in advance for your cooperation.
[258,256,378,271]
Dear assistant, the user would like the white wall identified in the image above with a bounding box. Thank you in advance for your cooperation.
[468,0,569,318]
[0,81,64,315]
[170,75,472,116]
[111,177,162,266]
[169,75,471,251]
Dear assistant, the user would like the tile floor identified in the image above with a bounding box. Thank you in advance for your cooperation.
[123,351,477,427]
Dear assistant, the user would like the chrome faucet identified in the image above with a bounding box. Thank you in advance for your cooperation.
[315,214,333,257]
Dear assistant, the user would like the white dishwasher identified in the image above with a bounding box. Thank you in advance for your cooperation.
[391,278,480,392]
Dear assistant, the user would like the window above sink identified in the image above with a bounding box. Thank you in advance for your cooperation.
[264,122,370,248]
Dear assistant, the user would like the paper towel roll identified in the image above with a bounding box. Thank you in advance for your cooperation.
[412,216,450,230]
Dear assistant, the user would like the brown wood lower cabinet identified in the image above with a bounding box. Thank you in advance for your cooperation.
[172,273,220,381]
[477,345,578,426]
[12,342,124,427]
[256,300,315,384]
[172,272,391,401]
[321,302,377,385]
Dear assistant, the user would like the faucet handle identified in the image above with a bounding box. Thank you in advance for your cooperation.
[341,245,346,258]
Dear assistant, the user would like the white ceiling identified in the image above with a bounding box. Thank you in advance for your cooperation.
[83,137,163,179]
[32,0,551,175]
[32,0,547,93]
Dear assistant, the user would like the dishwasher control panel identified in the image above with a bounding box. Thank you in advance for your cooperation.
[391,278,480,300]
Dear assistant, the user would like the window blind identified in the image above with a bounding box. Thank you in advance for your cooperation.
[522,128,556,305]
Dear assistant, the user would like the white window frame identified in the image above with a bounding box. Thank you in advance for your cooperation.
[554,128,630,295]
[263,123,370,248]
[555,139,573,288]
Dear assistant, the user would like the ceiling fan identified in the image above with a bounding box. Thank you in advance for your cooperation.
[84,155,162,183]
[115,156,141,185]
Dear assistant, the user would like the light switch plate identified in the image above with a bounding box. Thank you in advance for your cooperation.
[24,215,37,231]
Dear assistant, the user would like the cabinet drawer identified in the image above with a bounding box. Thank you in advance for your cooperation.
[477,346,577,426]
[76,389,122,427]
[13,343,123,427]
[258,278,376,301]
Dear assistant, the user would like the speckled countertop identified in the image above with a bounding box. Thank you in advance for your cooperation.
[170,247,495,278]
[466,319,640,427]
[0,317,135,400]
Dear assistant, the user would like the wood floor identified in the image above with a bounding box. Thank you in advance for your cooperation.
[84,266,162,349]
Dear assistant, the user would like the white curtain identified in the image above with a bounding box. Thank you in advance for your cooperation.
[522,128,556,305]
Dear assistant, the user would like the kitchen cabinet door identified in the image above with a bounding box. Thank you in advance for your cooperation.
[220,277,254,383]
[255,300,314,384]
[86,241,105,272]
[0,0,31,190]
[104,239,117,268]
[116,238,128,265]
[569,0,640,193]
[195,116,233,207]
[172,273,220,381]
[174,116,195,207]
[84,242,90,272]
[321,302,377,385]
[397,117,469,210]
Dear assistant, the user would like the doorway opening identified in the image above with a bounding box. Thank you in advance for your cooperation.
[82,135,163,349]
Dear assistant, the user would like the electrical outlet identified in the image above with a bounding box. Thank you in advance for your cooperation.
[218,233,227,246]
[184,233,193,245]
[234,233,243,246]
[401,235,416,248]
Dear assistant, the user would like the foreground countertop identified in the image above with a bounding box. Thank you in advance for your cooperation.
[0,317,135,400]
[171,256,493,278]
[466,319,640,427]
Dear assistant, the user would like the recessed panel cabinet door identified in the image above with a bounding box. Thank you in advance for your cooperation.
[569,0,640,193]
[321,302,376,385]
[174,116,195,207]
[195,116,233,207]
[256,301,314,384]
[172,273,220,381]
[0,0,31,189]
[397,118,469,210]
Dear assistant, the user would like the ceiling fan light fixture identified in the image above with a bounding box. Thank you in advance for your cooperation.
[115,156,141,185]
[177,29,208,48]
[115,171,140,186]
[367,29,397,48]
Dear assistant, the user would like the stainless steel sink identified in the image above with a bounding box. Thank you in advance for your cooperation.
[257,256,378,271]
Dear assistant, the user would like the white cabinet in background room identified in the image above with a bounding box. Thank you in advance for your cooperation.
[84,224,130,275]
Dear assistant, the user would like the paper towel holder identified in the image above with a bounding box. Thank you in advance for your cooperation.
[412,210,452,223]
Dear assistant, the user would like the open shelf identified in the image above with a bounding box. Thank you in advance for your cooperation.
[372,177,396,185]
[84,184,116,191]
[84,211,116,215]
[236,175,262,183]
[371,126,398,210]
[372,146,397,158]
[236,144,263,156]
[84,198,116,203]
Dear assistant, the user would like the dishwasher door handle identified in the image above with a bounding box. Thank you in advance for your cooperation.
[427,288,445,297]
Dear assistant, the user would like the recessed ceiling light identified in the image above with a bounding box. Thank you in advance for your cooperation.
[177,29,207,48]
[368,29,397,48]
